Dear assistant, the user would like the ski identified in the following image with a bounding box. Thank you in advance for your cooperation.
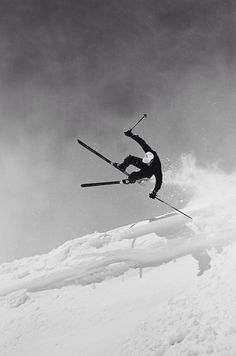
[77,139,129,177]
[81,179,129,188]
[77,138,192,220]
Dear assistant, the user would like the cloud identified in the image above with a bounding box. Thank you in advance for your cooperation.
[0,0,235,117]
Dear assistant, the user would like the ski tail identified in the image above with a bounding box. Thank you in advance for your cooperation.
[77,139,129,177]
[81,179,129,188]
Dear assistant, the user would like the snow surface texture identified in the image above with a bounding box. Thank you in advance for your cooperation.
[0,156,236,355]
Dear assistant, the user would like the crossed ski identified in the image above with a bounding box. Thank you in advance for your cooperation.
[77,138,192,220]
[81,179,129,188]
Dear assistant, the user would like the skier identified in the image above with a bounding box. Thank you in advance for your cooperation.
[114,130,162,199]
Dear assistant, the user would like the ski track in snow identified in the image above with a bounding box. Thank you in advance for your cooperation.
[0,157,236,355]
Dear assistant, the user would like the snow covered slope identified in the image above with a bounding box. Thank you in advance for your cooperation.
[0,205,233,297]
[0,157,236,355]
[1,244,236,356]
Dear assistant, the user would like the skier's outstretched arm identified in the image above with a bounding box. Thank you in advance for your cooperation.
[148,175,162,199]
[124,130,152,153]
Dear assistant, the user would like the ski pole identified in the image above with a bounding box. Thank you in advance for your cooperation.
[129,114,147,131]
[155,196,192,220]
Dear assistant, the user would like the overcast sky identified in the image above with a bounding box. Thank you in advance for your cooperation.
[1,0,236,262]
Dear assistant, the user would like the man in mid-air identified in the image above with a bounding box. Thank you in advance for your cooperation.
[114,130,162,199]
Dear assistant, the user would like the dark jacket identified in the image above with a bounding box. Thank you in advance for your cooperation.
[131,134,163,192]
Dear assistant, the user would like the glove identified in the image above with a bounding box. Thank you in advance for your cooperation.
[124,130,133,137]
[149,190,157,199]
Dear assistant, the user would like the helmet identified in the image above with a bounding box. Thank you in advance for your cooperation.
[142,152,154,164]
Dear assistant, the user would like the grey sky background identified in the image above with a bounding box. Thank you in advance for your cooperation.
[0,0,236,262]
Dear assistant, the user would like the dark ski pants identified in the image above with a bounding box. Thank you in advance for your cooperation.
[120,155,151,181]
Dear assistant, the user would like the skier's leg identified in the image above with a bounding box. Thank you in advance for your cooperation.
[115,155,149,182]
[128,170,150,183]
[119,155,145,170]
